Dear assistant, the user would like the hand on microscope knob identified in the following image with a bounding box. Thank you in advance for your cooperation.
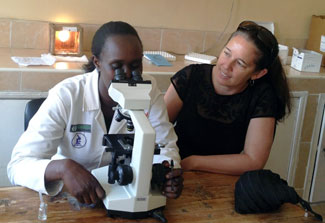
[161,160,184,199]
[58,159,106,205]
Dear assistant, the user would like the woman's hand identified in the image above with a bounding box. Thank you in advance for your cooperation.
[161,161,183,199]
[46,159,105,204]
[62,160,105,204]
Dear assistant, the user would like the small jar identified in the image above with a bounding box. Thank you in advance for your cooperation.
[38,202,48,221]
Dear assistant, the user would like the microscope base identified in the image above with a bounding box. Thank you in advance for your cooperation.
[106,206,167,222]
[92,166,167,222]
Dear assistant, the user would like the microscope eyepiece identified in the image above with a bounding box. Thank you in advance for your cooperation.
[114,69,143,82]
[131,70,143,81]
[114,68,126,81]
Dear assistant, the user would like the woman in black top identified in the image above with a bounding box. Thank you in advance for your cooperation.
[164,21,291,175]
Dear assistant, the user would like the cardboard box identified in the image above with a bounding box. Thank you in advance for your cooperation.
[290,47,323,72]
[306,15,325,66]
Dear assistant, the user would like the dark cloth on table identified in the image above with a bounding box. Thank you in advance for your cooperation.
[235,169,323,221]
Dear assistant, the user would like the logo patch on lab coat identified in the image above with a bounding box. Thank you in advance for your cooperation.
[70,124,91,133]
[71,133,87,148]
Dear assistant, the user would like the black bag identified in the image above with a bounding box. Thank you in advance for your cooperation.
[234,169,322,221]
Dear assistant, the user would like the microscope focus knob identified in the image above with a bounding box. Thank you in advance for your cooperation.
[116,164,133,185]
[108,165,117,184]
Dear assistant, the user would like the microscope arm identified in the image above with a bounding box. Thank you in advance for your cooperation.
[128,110,156,197]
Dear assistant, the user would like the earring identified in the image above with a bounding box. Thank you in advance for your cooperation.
[249,79,255,86]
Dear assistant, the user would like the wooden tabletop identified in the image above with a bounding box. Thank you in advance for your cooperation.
[0,171,318,223]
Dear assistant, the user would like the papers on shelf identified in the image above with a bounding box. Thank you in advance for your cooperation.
[11,54,56,66]
[11,54,88,66]
[52,54,88,63]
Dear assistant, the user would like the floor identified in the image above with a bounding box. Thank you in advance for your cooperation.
[311,202,325,222]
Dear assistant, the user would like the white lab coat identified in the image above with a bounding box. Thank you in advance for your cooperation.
[7,69,180,195]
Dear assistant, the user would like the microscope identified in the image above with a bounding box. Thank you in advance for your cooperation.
[92,69,170,222]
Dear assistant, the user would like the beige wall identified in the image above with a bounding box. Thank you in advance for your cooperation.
[1,0,325,45]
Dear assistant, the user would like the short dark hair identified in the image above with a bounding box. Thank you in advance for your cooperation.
[83,21,142,72]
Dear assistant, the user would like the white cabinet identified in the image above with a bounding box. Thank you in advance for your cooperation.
[0,92,47,187]
[304,94,325,202]
[264,91,308,185]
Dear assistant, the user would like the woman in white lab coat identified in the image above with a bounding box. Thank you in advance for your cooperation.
[7,21,183,204]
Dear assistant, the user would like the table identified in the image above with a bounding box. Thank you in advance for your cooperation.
[0,171,318,223]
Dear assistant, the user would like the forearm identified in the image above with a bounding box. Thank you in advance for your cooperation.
[182,118,275,175]
[7,152,61,195]
[44,159,71,182]
[181,153,266,175]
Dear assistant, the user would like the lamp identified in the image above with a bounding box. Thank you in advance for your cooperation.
[50,23,83,56]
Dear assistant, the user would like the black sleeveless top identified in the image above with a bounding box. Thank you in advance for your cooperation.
[171,64,278,159]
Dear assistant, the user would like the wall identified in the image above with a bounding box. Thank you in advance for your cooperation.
[1,0,325,53]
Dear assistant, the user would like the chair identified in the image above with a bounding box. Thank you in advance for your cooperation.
[24,98,46,131]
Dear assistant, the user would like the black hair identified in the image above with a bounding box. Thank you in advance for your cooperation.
[83,21,143,72]
[229,21,291,122]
